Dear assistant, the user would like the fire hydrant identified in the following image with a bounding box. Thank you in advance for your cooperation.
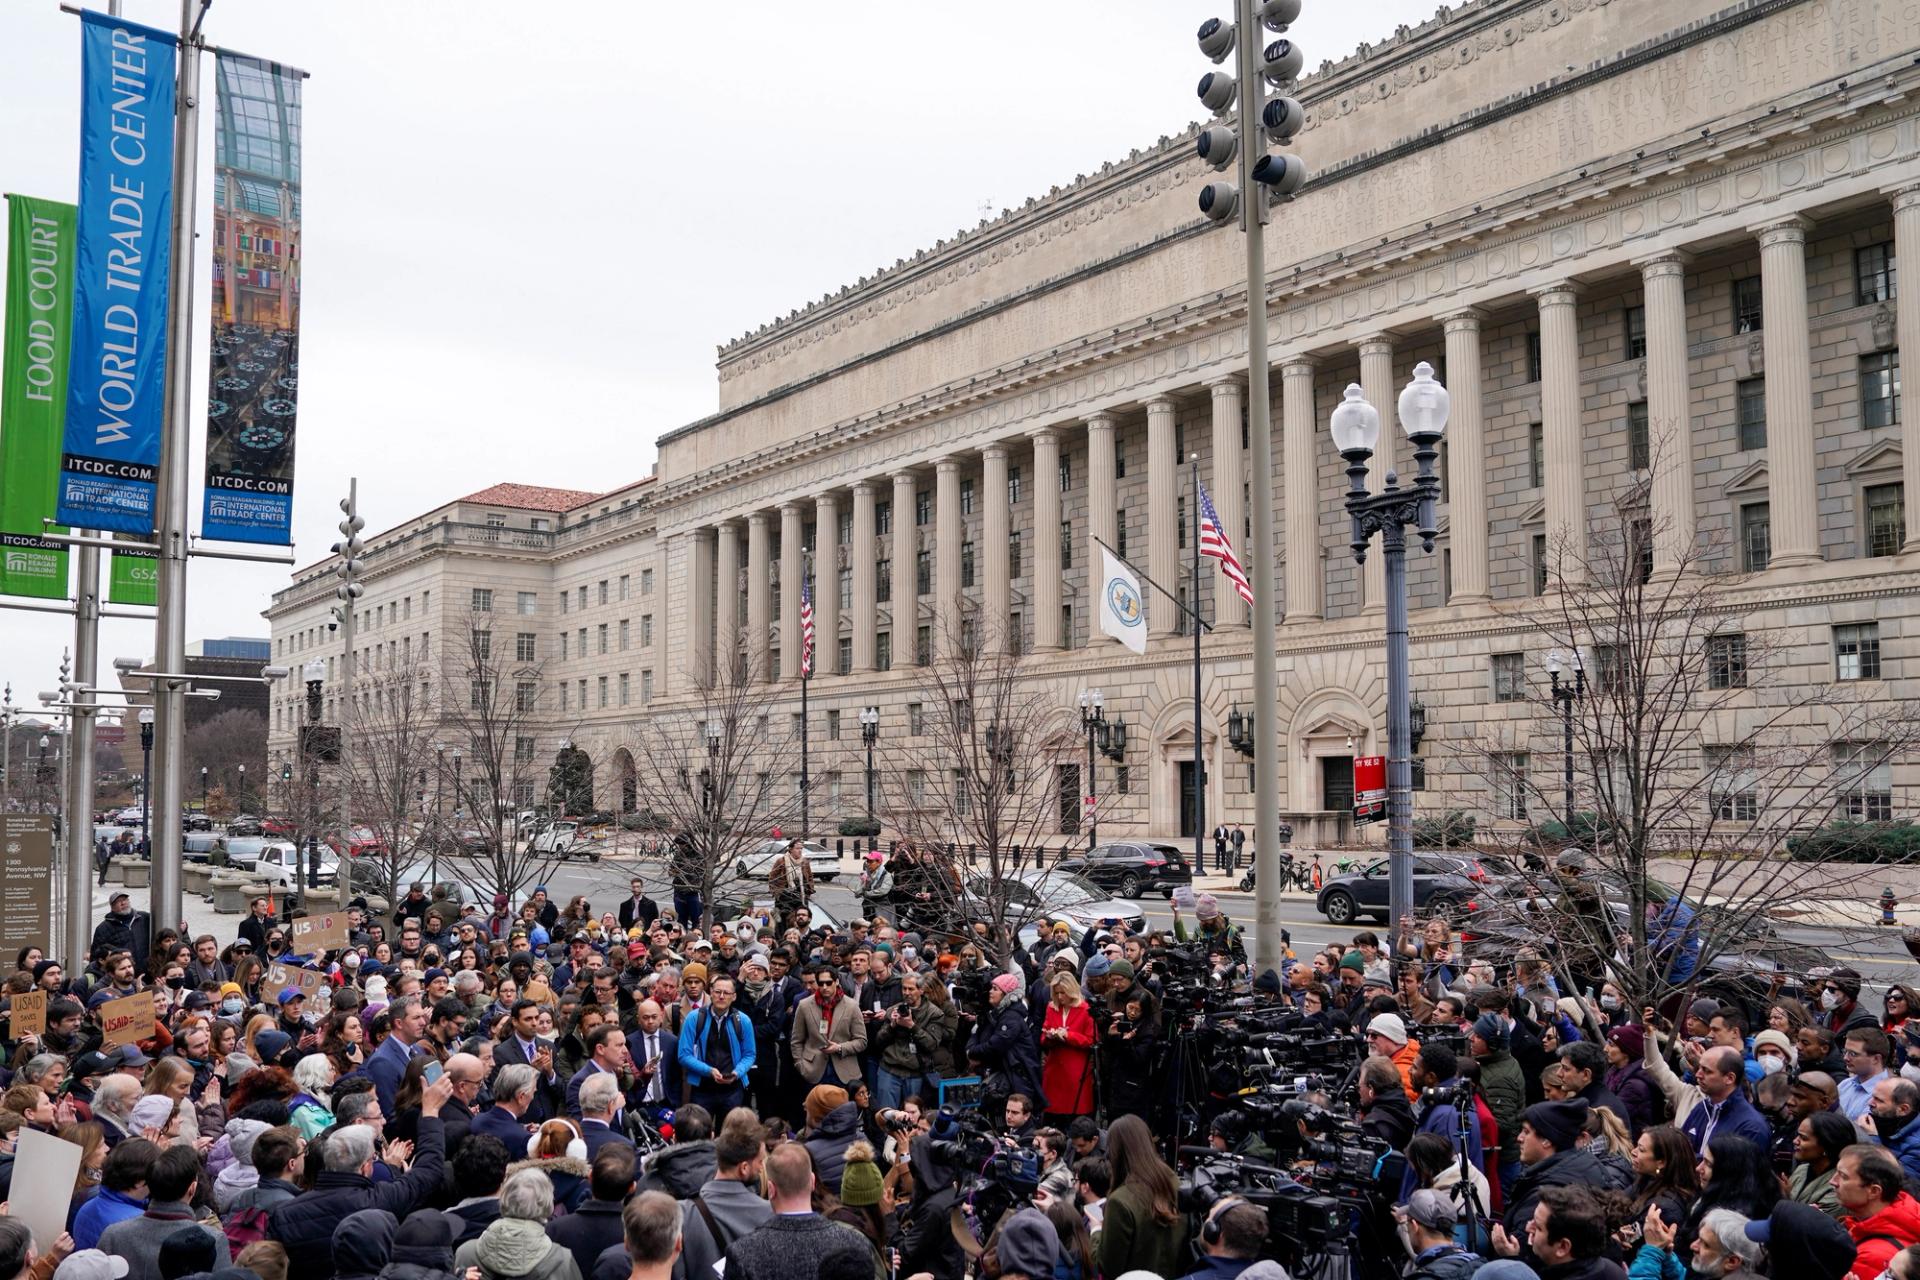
[1881,887,1899,926]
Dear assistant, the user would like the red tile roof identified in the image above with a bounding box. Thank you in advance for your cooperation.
[457,483,603,512]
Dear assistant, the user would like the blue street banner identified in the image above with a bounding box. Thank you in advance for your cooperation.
[56,11,177,536]
[201,53,303,545]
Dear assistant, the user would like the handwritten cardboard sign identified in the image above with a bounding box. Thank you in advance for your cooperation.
[266,962,329,1000]
[10,1129,80,1250]
[292,911,349,953]
[97,992,152,1051]
[11,990,46,1039]
[1171,886,1197,911]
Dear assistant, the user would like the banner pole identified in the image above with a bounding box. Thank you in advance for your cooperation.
[63,545,98,968]
[148,0,206,935]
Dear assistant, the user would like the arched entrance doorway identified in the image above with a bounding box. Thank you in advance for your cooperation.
[612,748,638,814]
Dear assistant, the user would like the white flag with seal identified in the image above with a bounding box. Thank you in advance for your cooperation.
[1097,546,1148,655]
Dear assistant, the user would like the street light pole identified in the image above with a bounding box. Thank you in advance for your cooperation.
[859,707,879,848]
[138,709,154,860]
[1077,689,1105,851]
[1332,364,1449,960]
[1548,650,1585,833]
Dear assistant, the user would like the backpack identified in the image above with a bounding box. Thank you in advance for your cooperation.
[223,1205,270,1252]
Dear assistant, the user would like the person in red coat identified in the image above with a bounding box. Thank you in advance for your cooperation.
[1039,971,1097,1123]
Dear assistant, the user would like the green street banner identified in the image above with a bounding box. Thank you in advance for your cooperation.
[0,196,75,599]
[201,52,303,545]
[108,543,157,606]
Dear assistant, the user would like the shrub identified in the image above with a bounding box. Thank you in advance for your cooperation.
[1413,811,1476,848]
[1786,819,1920,864]
[838,816,881,837]
[1526,812,1617,849]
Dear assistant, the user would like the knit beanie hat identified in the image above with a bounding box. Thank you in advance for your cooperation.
[1253,968,1282,994]
[1368,1012,1409,1045]
[805,1084,849,1131]
[1607,1024,1645,1059]
[839,1141,883,1207]
[1523,1098,1590,1151]
[1754,1028,1796,1064]
[1083,953,1113,981]
[683,962,709,985]
[1472,1012,1509,1049]
[1106,959,1135,983]
[1340,950,1367,974]
[990,973,1022,997]
[130,1094,174,1133]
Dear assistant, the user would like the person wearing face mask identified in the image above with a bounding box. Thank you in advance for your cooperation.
[1754,1030,1797,1078]
[1819,970,1882,1039]
[217,983,250,1023]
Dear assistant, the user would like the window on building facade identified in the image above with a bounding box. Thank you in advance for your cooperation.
[1708,633,1749,688]
[1531,533,1549,596]
[594,580,606,606]
[1858,242,1898,306]
[515,633,536,662]
[485,512,506,528]
[618,619,629,651]
[916,625,931,666]
[577,678,586,707]
[876,500,892,535]
[1862,352,1902,428]
[516,681,537,712]
[1009,531,1022,578]
[561,591,568,615]
[906,770,926,807]
[771,578,781,621]
[916,551,930,595]
[1733,275,1763,333]
[876,559,891,602]
[577,626,586,654]
[1836,623,1882,681]
[596,624,608,655]
[1740,503,1771,572]
[1624,305,1646,360]
[1628,402,1650,471]
[1492,652,1526,703]
[961,541,975,588]
[1177,496,1187,549]
[907,702,924,735]
[876,631,891,671]
[641,615,653,647]
[1835,741,1894,820]
[1010,611,1023,656]
[1059,456,1072,492]
[838,510,852,545]
[470,680,490,710]
[618,575,630,601]
[837,636,851,674]
[1704,745,1758,821]
[1116,445,1127,478]
[617,673,629,706]
[1495,753,1528,820]
[960,479,975,516]
[596,676,607,708]
[1631,517,1654,584]
[1737,378,1766,450]
[1117,511,1128,559]
[838,566,852,610]
[577,586,588,610]
[1175,584,1190,638]
[1061,604,1074,650]
[915,490,931,525]
[560,683,568,710]
[1009,465,1022,505]
[1526,330,1543,383]
[953,769,971,817]
[471,588,492,612]
[641,568,654,595]
[641,669,654,703]
[801,522,816,554]
[1589,644,1624,694]
[516,735,535,765]
[1060,521,1073,570]
[1868,483,1905,558]
[1528,423,1544,488]
[473,630,492,660]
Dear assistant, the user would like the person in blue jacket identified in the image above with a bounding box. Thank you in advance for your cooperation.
[679,972,756,1117]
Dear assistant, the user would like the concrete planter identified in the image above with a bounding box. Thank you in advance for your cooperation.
[104,859,125,884]
[210,877,256,914]
[119,860,150,888]
[182,865,211,895]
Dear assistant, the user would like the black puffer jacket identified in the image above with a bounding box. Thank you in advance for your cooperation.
[378,1208,465,1280]
[267,1117,447,1280]
[803,1102,862,1196]
[1503,1146,1606,1265]
[636,1140,714,1199]
[332,1208,399,1280]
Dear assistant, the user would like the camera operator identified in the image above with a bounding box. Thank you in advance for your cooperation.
[1396,1187,1483,1280]
[1101,987,1159,1122]
[1175,1198,1271,1280]
[1408,1045,1484,1186]
[1357,1056,1416,1151]
[897,1117,967,1280]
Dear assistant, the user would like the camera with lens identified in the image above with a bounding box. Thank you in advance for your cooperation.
[1178,1151,1344,1260]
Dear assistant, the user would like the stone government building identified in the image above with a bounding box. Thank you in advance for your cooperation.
[267,0,1920,846]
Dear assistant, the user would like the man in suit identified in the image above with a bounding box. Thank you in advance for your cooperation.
[624,999,681,1118]
[790,963,868,1090]
[366,994,431,1117]
[469,1062,538,1159]
[566,1023,631,1122]
[617,878,658,933]
[576,1072,634,1160]
[490,998,565,1122]
[439,1051,487,1158]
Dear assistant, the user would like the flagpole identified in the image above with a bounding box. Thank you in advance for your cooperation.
[1190,455,1205,883]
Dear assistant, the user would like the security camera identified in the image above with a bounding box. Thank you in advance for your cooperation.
[1197,70,1237,116]
[1197,16,1235,64]
[1262,38,1304,86]
[1262,95,1305,143]
[1251,152,1308,195]
[327,621,339,632]
[1198,182,1240,222]
[1258,0,1302,30]
[1196,126,1238,172]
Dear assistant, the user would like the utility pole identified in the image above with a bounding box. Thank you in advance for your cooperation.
[331,480,363,905]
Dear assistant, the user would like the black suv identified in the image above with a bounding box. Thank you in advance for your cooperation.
[1054,841,1194,899]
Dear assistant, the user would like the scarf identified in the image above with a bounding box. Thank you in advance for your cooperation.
[740,975,771,1003]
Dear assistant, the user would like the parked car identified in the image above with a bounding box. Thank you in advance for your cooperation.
[735,839,839,883]
[184,832,222,861]
[529,820,600,861]
[183,813,213,832]
[113,807,143,827]
[226,814,264,837]
[1054,841,1193,899]
[246,841,338,892]
[967,869,1148,940]
[1314,853,1484,924]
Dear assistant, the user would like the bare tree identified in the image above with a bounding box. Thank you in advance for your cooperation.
[876,610,1080,966]
[625,657,807,922]
[435,612,576,902]
[1456,462,1920,1021]
[186,709,267,807]
[339,650,447,906]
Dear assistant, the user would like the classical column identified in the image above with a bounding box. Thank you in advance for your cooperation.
[1282,357,1322,623]
[1031,429,1063,650]
[687,528,716,690]
[981,444,1011,649]
[1638,250,1696,574]
[1357,336,1396,614]
[934,457,962,659]
[714,521,740,681]
[850,482,877,672]
[1441,310,1490,604]
[746,512,771,682]
[1756,216,1820,567]
[779,503,804,680]
[1086,413,1118,555]
[814,493,840,674]
[1145,396,1180,638]
[1207,377,1247,627]
[891,471,916,663]
[1534,284,1588,583]
[1892,187,1920,551]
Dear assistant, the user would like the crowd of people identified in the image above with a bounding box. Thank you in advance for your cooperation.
[0,842,1914,1280]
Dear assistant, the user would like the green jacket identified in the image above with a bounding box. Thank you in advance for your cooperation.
[875,997,949,1076]
[1172,914,1248,968]
[1478,1048,1527,1166]
[1096,1182,1189,1280]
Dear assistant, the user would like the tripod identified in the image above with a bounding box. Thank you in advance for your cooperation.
[1450,1080,1489,1254]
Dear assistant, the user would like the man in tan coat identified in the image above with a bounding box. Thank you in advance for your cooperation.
[790,961,867,1088]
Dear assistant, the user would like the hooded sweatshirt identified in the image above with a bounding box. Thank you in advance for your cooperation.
[454,1217,583,1280]
[378,1210,466,1280]
[213,1119,272,1212]
[334,1209,399,1280]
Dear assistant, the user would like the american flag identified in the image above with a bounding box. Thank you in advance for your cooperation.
[1198,481,1255,607]
[798,576,815,678]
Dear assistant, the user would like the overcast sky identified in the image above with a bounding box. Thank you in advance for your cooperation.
[0,0,1443,721]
